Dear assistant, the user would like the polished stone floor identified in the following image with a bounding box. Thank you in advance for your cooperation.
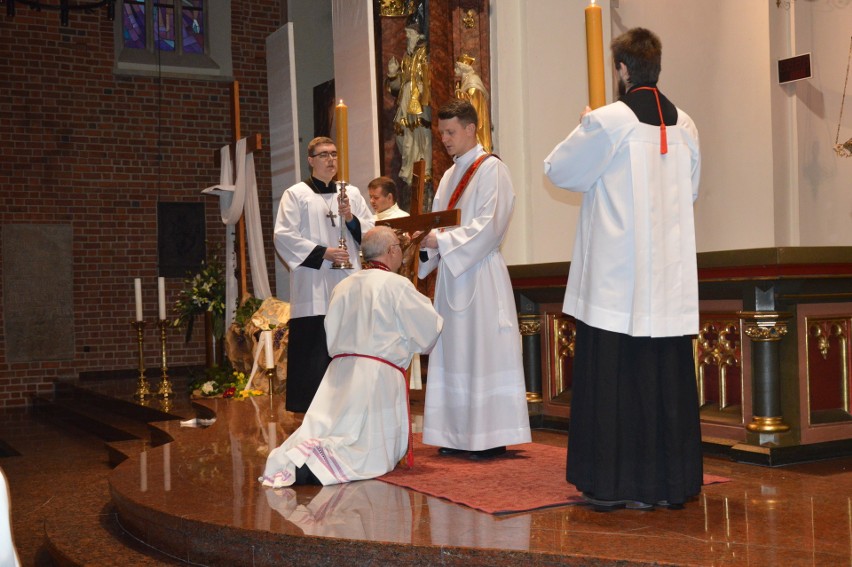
[2,382,852,566]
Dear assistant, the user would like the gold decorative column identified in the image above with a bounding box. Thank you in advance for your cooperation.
[741,311,792,433]
[519,314,543,403]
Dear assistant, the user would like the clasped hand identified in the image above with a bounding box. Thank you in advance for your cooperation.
[338,194,353,222]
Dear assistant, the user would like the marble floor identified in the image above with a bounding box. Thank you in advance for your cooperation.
[2,382,852,566]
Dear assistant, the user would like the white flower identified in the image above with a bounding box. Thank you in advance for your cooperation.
[201,381,216,394]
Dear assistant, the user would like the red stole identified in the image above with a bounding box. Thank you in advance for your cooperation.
[446,152,496,210]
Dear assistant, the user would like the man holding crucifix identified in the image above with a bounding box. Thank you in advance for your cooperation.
[417,99,531,460]
[274,136,374,413]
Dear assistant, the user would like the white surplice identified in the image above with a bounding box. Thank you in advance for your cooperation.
[418,144,532,451]
[273,182,375,319]
[259,269,442,488]
[375,203,409,221]
[543,101,701,337]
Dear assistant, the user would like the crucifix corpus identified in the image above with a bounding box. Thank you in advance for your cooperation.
[211,81,263,304]
[376,160,460,283]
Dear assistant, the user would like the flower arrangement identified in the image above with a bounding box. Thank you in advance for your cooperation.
[189,363,264,400]
[173,257,227,343]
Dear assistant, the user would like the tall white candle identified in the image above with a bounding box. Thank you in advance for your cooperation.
[134,278,143,322]
[264,330,274,368]
[158,277,166,320]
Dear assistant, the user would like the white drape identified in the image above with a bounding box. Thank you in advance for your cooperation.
[204,138,272,328]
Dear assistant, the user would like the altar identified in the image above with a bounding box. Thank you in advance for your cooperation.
[510,247,852,465]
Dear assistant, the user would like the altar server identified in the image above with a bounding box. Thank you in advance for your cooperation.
[274,136,375,413]
[544,28,703,511]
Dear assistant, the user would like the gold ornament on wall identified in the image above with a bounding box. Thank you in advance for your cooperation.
[380,0,418,17]
[463,9,476,29]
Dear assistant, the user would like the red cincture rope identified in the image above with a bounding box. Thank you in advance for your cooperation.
[633,86,668,154]
[332,353,414,467]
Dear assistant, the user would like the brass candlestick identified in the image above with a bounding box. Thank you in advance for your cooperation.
[267,367,275,419]
[331,180,353,269]
[157,319,173,399]
[132,320,151,400]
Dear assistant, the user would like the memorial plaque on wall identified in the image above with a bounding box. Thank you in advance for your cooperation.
[2,224,75,362]
[157,202,206,278]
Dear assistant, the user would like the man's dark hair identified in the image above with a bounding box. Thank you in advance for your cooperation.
[368,176,398,204]
[611,27,662,86]
[437,99,478,128]
[307,136,335,157]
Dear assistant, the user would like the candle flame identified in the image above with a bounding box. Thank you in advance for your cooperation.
[338,99,344,105]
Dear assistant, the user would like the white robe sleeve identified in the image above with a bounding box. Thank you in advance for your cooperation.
[273,185,321,270]
[543,112,618,192]
[433,159,515,278]
[676,109,702,202]
[395,280,443,354]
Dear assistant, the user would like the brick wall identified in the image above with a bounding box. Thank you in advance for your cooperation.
[0,2,281,408]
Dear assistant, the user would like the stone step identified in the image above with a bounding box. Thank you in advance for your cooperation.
[33,395,152,443]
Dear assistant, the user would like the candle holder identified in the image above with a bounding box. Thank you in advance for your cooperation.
[331,181,353,270]
[156,319,173,399]
[132,320,151,400]
[267,367,275,418]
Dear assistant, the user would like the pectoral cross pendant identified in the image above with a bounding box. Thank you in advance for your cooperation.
[326,211,337,227]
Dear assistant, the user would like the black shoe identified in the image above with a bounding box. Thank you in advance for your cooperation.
[294,465,322,485]
[437,447,467,456]
[582,493,653,512]
[468,446,506,461]
[656,500,685,510]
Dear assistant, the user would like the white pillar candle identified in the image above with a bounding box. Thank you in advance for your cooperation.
[134,278,143,322]
[157,277,166,320]
[264,330,274,368]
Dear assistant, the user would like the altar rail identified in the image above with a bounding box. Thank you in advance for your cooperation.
[509,247,852,465]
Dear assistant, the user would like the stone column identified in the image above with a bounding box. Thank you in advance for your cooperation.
[518,313,542,403]
[740,311,792,433]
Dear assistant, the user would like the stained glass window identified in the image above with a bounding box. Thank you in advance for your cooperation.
[115,0,229,80]
[122,0,206,55]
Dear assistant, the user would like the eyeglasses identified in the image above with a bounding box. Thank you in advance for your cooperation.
[310,151,338,160]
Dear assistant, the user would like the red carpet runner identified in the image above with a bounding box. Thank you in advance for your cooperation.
[380,435,730,515]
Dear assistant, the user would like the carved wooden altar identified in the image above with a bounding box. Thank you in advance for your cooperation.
[510,247,852,465]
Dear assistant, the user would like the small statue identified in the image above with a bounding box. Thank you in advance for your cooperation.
[386,10,432,185]
[454,54,492,153]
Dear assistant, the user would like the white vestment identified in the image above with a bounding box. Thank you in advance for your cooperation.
[544,101,701,337]
[259,269,442,488]
[418,144,532,451]
[273,181,375,319]
[375,203,409,221]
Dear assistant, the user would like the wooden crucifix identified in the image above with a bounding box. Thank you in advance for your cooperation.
[376,160,460,285]
[212,80,263,304]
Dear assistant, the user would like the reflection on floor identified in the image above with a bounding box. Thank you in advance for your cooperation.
[2,378,852,566]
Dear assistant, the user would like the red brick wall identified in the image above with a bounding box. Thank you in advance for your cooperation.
[0,2,281,408]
